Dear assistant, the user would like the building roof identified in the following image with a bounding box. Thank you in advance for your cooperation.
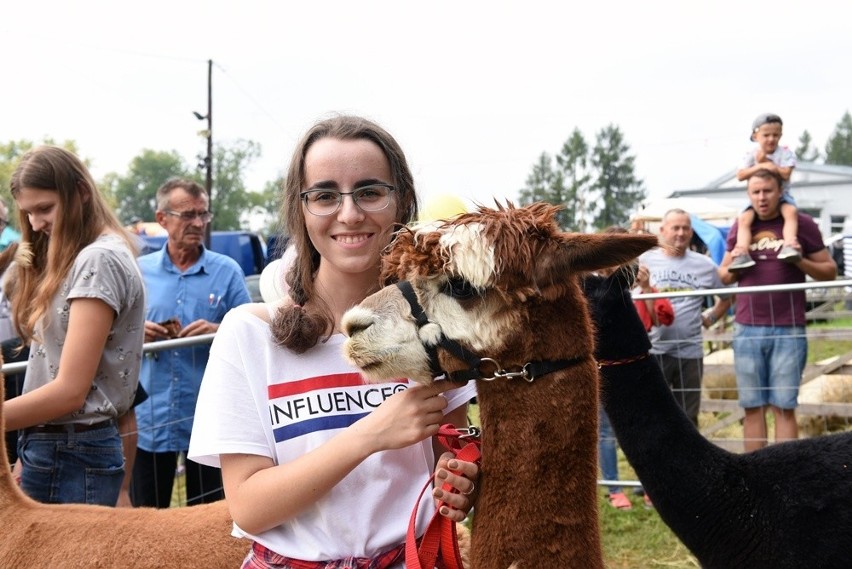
[671,161,852,198]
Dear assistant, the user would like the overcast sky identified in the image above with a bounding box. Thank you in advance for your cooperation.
[3,0,849,216]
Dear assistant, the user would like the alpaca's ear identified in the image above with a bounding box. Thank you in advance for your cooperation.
[540,232,659,278]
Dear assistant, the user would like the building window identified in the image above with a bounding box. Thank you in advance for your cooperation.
[801,207,821,220]
[831,215,845,235]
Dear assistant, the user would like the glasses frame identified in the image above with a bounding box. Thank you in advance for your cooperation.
[300,183,396,217]
[162,209,214,223]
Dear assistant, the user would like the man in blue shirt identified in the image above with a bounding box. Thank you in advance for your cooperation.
[131,178,251,508]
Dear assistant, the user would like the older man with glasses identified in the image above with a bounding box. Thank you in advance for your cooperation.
[130,178,251,509]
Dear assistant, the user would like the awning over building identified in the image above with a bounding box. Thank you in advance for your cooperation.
[631,197,739,222]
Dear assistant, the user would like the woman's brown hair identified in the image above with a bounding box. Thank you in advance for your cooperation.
[271,115,418,352]
[9,146,137,344]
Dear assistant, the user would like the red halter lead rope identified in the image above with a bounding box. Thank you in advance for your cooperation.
[597,352,650,368]
[406,424,482,569]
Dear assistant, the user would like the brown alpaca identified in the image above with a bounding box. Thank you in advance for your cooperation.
[342,202,658,568]
[0,357,249,567]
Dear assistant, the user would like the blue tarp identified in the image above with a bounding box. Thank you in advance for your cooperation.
[689,214,729,265]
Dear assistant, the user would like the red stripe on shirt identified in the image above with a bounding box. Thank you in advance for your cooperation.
[268,373,406,399]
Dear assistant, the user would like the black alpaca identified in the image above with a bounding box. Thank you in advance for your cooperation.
[583,273,852,569]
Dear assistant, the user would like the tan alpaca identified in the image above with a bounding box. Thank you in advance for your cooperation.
[0,357,249,567]
[342,202,658,569]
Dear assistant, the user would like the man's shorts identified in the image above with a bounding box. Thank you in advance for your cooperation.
[733,324,807,409]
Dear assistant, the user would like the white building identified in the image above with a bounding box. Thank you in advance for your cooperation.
[666,161,852,239]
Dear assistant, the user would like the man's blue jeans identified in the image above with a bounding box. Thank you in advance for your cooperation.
[598,408,621,494]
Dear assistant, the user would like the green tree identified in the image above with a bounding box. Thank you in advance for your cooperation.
[0,139,84,229]
[554,128,591,232]
[589,124,645,230]
[824,111,852,166]
[208,139,262,231]
[0,141,34,197]
[107,149,191,224]
[795,130,821,162]
[518,152,574,227]
[100,140,266,231]
[251,176,284,238]
[518,152,558,203]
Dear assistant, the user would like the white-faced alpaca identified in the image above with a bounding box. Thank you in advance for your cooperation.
[583,271,852,569]
[341,202,658,569]
[0,363,249,567]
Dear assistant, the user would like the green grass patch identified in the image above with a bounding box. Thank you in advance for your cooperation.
[807,339,852,363]
[599,491,698,569]
[599,454,698,568]
[170,471,186,508]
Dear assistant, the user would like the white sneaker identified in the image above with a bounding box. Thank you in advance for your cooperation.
[777,245,802,263]
[728,254,755,271]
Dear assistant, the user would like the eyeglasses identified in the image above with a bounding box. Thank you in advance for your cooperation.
[300,184,396,216]
[163,209,214,223]
[0,219,7,230]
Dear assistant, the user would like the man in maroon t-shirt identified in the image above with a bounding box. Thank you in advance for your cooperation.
[719,169,836,452]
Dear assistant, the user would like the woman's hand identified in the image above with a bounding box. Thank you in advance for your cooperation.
[432,452,480,521]
[354,384,449,453]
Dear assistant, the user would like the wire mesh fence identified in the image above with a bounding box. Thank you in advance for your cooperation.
[600,278,852,489]
[5,281,852,501]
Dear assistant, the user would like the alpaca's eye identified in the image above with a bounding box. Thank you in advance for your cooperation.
[442,277,480,300]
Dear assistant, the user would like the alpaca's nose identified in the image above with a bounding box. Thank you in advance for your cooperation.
[340,307,375,337]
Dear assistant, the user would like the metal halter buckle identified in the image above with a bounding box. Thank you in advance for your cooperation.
[457,426,481,439]
[477,358,534,382]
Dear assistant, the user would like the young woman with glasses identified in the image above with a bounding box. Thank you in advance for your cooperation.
[5,146,145,506]
[189,115,478,567]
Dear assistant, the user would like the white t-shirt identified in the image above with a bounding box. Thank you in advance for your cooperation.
[188,307,476,563]
[740,145,796,193]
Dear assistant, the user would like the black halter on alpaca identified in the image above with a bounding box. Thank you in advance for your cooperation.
[395,280,586,383]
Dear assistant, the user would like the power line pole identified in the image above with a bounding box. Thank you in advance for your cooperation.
[194,59,213,248]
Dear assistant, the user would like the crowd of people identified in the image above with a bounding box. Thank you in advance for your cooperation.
[1,111,839,563]
[600,112,838,510]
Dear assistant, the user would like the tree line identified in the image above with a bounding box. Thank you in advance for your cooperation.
[0,139,282,236]
[518,125,645,232]
[519,110,852,232]
[3,110,852,237]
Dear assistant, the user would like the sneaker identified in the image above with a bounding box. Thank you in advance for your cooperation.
[609,492,632,510]
[777,245,802,264]
[728,254,755,271]
[643,494,654,509]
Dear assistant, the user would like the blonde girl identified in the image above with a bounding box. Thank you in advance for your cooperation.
[6,146,145,506]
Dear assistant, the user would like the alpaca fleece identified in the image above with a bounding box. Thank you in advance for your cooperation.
[584,272,852,569]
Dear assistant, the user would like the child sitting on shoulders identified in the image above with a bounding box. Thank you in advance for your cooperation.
[728,113,799,271]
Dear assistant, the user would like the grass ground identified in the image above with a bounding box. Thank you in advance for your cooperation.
[598,456,698,568]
